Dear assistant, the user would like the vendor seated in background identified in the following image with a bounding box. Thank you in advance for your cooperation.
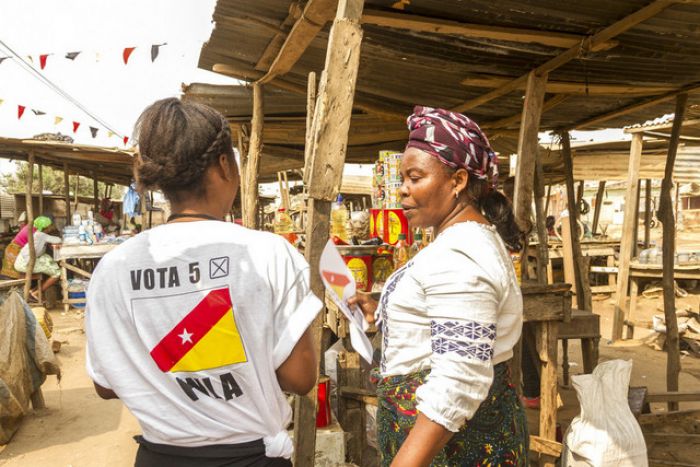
[1,214,46,279]
[13,215,62,301]
[96,197,120,232]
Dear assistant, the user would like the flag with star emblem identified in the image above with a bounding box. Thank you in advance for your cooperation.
[149,288,247,372]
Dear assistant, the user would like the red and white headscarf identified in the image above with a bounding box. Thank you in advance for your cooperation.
[405,106,498,188]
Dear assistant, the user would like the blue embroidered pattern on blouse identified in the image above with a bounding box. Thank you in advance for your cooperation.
[379,261,413,373]
[430,320,496,361]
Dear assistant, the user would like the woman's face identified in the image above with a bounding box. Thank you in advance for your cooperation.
[399,147,464,229]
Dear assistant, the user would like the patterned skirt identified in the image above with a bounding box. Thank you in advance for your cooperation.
[373,362,528,466]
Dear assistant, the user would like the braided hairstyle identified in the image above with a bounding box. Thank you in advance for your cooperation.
[133,98,234,202]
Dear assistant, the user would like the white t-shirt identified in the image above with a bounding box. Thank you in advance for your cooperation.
[84,221,322,458]
[18,231,61,260]
[376,221,522,432]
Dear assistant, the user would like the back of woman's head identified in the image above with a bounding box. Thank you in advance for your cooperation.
[465,176,524,252]
[133,98,234,201]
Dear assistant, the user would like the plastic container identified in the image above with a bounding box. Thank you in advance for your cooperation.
[393,233,410,270]
[330,194,350,243]
[72,213,82,226]
[273,208,297,245]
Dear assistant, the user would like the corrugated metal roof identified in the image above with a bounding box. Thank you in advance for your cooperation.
[0,137,135,186]
[193,0,700,176]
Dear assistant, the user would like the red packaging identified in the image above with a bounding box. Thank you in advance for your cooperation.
[316,376,331,428]
[338,246,376,292]
[369,209,413,246]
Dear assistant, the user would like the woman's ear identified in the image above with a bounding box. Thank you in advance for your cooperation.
[453,168,469,194]
[219,153,237,181]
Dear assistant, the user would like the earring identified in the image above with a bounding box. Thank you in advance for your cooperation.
[454,191,459,199]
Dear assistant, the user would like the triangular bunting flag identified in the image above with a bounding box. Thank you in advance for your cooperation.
[151,43,166,62]
[54,116,63,125]
[0,99,4,107]
[32,109,46,116]
[18,105,26,119]
[123,47,136,65]
[123,136,129,145]
[90,127,98,138]
[39,54,48,70]
[72,121,80,133]
[65,51,81,60]
[0,57,10,65]
[27,56,33,64]
[107,131,115,138]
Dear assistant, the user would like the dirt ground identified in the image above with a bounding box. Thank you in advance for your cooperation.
[1,289,699,467]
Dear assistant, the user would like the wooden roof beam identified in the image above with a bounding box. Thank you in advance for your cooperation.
[453,0,685,113]
[461,75,674,95]
[484,94,570,130]
[213,61,405,119]
[570,82,700,130]
[258,0,338,84]
[254,2,304,72]
[361,9,618,49]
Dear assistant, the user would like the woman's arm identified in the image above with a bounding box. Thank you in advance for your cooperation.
[346,292,378,325]
[391,414,454,467]
[94,382,119,400]
[275,327,317,394]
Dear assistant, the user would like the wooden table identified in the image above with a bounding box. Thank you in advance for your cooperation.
[54,243,119,312]
[626,261,700,338]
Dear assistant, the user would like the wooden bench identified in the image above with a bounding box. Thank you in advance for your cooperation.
[558,309,601,386]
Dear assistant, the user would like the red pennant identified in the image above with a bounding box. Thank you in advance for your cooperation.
[40,54,48,69]
[123,136,129,145]
[17,105,25,119]
[72,121,80,133]
[123,47,136,64]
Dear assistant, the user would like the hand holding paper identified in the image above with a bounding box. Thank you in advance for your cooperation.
[319,240,374,364]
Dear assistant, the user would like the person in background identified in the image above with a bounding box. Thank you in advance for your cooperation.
[350,106,527,466]
[96,197,120,232]
[85,98,321,467]
[13,215,62,301]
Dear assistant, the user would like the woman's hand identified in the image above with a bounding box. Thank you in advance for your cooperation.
[346,292,378,325]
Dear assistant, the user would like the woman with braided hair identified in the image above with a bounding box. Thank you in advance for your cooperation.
[349,106,528,466]
[84,98,322,466]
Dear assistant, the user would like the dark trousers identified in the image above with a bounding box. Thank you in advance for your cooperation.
[134,436,292,467]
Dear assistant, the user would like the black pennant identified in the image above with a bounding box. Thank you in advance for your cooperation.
[65,51,81,60]
[0,57,10,65]
[31,109,46,116]
[150,43,166,62]
[89,126,99,138]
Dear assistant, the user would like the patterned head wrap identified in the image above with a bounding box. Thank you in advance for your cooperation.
[33,216,52,231]
[405,106,498,187]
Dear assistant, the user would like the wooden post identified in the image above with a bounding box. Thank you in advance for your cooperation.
[613,133,644,341]
[513,71,547,235]
[592,181,606,235]
[243,84,263,229]
[561,132,591,311]
[24,153,36,302]
[633,179,642,258]
[644,179,652,248]
[93,173,99,213]
[538,321,559,467]
[303,71,317,185]
[576,180,584,206]
[659,93,687,411]
[63,163,71,221]
[336,351,365,464]
[236,125,249,222]
[74,175,80,213]
[294,1,365,465]
[544,184,552,217]
[38,164,44,216]
[534,156,549,284]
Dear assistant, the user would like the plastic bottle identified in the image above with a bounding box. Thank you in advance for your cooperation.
[273,208,297,245]
[72,213,82,226]
[330,194,350,243]
[393,233,410,270]
[409,231,424,258]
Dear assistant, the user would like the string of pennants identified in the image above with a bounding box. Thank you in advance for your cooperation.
[0,44,167,69]
[0,98,129,145]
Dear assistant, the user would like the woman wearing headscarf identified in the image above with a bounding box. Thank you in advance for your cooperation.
[13,216,62,301]
[349,106,527,466]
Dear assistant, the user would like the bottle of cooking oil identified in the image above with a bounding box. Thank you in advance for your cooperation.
[393,233,410,270]
[409,231,424,258]
[273,208,297,245]
[330,194,350,243]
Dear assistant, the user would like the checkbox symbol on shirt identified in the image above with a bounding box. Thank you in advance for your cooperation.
[209,257,229,279]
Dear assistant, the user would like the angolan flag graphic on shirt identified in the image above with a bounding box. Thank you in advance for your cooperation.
[134,287,247,373]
